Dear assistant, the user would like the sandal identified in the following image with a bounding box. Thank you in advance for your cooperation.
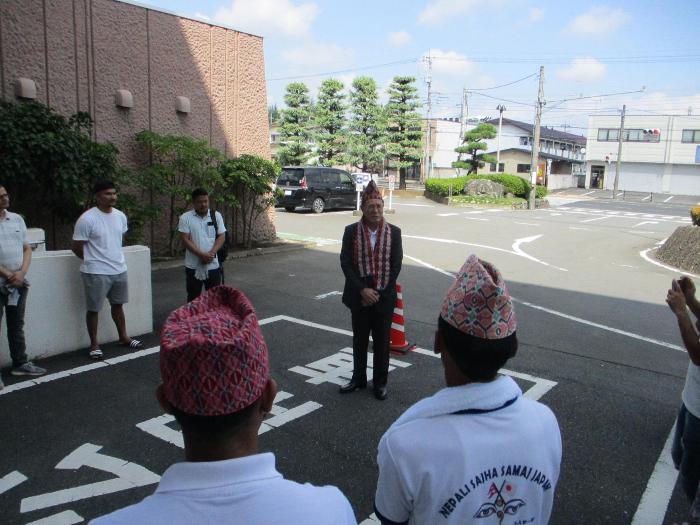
[121,339,144,349]
[89,348,104,360]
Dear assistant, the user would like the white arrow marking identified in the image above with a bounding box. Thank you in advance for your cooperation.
[20,444,160,513]
[314,290,342,300]
[26,510,84,525]
[512,235,568,272]
[0,470,27,494]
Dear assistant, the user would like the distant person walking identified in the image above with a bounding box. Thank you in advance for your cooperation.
[339,180,402,401]
[72,180,143,360]
[666,276,700,524]
[0,184,46,389]
[178,188,226,302]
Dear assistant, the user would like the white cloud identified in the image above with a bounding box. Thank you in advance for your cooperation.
[425,49,477,76]
[527,7,543,22]
[194,12,211,21]
[632,92,700,115]
[568,6,630,35]
[387,31,411,46]
[418,0,480,25]
[556,58,607,82]
[214,0,319,38]
[282,41,355,69]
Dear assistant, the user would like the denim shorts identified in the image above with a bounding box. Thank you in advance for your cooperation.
[81,272,129,312]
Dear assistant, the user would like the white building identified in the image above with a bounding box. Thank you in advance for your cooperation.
[585,114,700,195]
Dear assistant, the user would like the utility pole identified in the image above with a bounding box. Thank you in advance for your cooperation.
[496,104,506,170]
[528,66,544,210]
[422,50,433,183]
[612,104,625,199]
[456,87,468,175]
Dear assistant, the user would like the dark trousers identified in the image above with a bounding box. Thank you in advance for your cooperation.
[672,403,700,501]
[350,305,392,388]
[0,286,29,367]
[185,268,222,302]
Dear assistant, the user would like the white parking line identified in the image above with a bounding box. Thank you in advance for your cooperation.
[514,222,540,226]
[569,226,591,231]
[581,216,611,223]
[630,424,677,525]
[642,195,651,201]
[464,216,489,221]
[581,191,595,196]
[437,213,459,217]
[663,196,674,203]
[632,221,658,228]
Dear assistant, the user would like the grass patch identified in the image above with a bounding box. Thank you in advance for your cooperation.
[449,195,527,206]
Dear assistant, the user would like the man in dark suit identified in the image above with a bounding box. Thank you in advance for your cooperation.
[339,180,403,401]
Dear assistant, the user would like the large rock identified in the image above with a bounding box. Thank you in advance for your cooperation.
[464,179,504,198]
[656,225,700,274]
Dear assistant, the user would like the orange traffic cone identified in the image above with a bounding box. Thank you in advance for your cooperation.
[390,283,416,355]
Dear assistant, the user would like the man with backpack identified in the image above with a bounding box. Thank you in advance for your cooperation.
[178,188,227,302]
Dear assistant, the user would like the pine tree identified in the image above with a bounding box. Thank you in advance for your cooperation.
[277,83,313,166]
[452,123,498,174]
[347,76,385,173]
[385,76,423,189]
[313,78,347,167]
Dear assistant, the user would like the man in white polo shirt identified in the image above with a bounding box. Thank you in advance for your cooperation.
[72,180,142,360]
[0,185,46,389]
[374,255,561,525]
[178,188,226,302]
[91,286,357,525]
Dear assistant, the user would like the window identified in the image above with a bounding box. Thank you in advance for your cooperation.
[598,128,660,142]
[489,163,505,173]
[519,136,530,146]
[682,129,700,143]
[517,164,530,173]
[339,173,353,184]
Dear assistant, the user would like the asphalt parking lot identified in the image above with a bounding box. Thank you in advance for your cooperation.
[1,194,697,524]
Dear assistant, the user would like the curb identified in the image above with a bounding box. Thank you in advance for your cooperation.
[151,239,313,271]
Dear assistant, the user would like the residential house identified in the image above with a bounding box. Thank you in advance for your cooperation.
[585,114,700,195]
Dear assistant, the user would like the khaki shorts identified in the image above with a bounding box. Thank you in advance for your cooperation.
[81,272,129,312]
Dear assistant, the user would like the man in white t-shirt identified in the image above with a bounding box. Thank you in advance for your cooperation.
[91,286,357,525]
[178,188,226,302]
[374,255,562,525]
[71,180,142,360]
[0,185,46,389]
[667,276,700,524]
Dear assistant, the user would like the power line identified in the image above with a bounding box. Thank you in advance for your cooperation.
[466,73,538,91]
[469,92,534,107]
[266,58,417,82]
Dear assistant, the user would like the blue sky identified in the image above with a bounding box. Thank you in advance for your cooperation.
[139,0,700,132]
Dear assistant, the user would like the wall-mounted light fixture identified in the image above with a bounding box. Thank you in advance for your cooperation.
[115,89,133,108]
[15,78,37,99]
[176,96,190,114]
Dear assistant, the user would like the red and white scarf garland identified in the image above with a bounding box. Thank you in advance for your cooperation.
[353,219,392,290]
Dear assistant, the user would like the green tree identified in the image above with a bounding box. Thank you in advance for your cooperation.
[347,76,385,173]
[0,101,122,247]
[452,123,498,175]
[314,78,347,167]
[385,76,423,189]
[220,155,280,250]
[135,131,223,256]
[277,82,313,166]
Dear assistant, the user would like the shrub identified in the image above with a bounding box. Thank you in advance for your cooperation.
[691,206,700,226]
[425,176,469,197]
[535,185,548,199]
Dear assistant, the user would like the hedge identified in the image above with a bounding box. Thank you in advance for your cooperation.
[426,174,532,198]
[691,206,700,226]
[535,185,548,198]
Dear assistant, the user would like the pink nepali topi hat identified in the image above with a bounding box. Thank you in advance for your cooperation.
[361,179,383,207]
[160,286,269,416]
[440,254,517,340]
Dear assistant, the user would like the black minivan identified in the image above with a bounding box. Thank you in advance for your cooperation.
[276,166,357,213]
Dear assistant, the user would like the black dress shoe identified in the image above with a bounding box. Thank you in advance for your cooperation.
[339,379,367,394]
[374,386,388,400]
